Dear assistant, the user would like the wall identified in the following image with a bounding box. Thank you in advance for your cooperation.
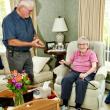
[36,0,79,56]
[36,0,65,42]
[64,0,79,42]
[36,0,64,56]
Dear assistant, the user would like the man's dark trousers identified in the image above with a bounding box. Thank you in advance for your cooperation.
[6,50,34,82]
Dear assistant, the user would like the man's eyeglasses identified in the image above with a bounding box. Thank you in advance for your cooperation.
[78,43,88,46]
[26,8,33,13]
[24,6,33,13]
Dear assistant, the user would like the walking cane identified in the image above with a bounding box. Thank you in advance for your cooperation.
[63,63,97,89]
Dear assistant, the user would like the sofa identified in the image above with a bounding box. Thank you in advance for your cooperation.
[0,49,53,89]
[53,41,107,110]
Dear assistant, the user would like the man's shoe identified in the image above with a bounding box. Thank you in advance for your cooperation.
[61,105,69,110]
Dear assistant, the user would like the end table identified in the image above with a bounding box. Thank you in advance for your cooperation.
[44,49,66,67]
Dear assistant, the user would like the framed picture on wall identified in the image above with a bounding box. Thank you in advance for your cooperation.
[46,41,56,50]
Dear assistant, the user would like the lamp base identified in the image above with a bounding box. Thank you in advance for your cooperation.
[55,32,65,50]
[55,43,64,50]
[56,32,64,43]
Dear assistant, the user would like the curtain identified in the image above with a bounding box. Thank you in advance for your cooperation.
[78,0,105,41]
[31,0,38,56]
[10,0,19,10]
[9,0,37,56]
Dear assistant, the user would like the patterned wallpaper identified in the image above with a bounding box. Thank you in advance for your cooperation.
[36,0,79,56]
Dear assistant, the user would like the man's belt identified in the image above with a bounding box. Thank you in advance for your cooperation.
[7,47,29,52]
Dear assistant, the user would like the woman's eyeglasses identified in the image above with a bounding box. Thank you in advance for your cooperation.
[78,43,88,46]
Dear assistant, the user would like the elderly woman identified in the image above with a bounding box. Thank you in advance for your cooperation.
[60,36,98,110]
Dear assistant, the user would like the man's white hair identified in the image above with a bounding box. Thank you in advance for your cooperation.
[77,36,89,45]
[17,0,34,9]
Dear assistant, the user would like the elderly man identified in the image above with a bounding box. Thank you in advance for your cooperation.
[2,0,44,83]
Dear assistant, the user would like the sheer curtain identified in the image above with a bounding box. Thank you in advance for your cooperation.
[9,0,38,55]
[31,0,38,56]
[78,0,105,41]
[10,0,19,9]
[103,0,110,62]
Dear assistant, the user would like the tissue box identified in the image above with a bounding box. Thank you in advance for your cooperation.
[33,87,51,99]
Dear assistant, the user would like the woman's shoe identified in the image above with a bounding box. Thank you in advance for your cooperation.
[75,103,82,110]
[61,105,69,110]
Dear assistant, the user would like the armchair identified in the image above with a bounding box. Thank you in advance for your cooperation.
[53,41,107,110]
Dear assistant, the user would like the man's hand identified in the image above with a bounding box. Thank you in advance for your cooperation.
[31,38,45,48]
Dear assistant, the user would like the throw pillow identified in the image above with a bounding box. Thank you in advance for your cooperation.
[32,56,50,74]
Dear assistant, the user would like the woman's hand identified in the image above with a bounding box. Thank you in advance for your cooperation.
[79,73,88,79]
[59,60,71,66]
[79,62,97,79]
[59,60,66,65]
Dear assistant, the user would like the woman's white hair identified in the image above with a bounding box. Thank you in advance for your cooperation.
[77,36,89,45]
[17,0,34,9]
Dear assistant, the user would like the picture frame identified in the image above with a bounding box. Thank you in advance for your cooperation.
[46,41,56,50]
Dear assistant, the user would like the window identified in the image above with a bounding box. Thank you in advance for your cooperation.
[103,0,110,62]
[0,0,11,40]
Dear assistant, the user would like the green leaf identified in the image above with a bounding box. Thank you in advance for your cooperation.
[24,80,31,85]
[22,85,27,92]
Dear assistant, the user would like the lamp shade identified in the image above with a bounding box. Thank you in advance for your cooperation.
[52,17,68,32]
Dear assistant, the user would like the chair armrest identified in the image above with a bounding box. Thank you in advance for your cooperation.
[88,80,100,89]
[0,75,8,85]
[53,65,69,77]
[95,66,107,81]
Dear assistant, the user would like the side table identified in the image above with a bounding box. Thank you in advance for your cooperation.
[0,89,60,110]
[44,49,66,67]
[0,87,34,109]
[13,99,60,110]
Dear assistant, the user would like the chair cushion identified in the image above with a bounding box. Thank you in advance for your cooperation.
[0,75,7,84]
[42,64,50,71]
[34,71,53,84]
[32,56,50,74]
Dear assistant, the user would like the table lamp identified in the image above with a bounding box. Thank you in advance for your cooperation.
[52,16,68,50]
